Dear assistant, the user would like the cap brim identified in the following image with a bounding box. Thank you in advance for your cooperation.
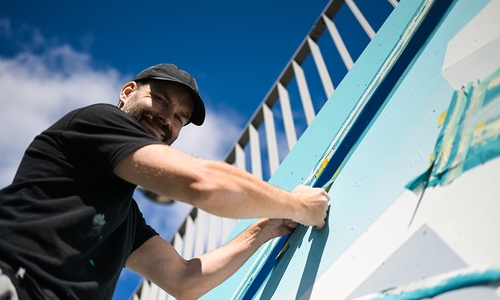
[184,89,205,126]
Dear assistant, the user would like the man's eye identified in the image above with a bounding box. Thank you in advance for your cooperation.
[155,96,165,105]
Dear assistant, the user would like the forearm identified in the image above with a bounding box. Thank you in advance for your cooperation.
[114,144,328,227]
[177,219,273,299]
[189,160,302,220]
[127,219,293,300]
[115,144,301,219]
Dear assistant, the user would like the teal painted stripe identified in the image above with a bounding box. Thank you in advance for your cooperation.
[353,266,500,300]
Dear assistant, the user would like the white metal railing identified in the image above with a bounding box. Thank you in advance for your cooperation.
[131,0,397,299]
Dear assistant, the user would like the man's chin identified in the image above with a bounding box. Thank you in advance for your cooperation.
[165,138,176,146]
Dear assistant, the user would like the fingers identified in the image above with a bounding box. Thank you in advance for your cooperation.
[314,204,330,230]
[310,187,329,228]
[312,210,327,229]
[322,188,331,202]
[289,184,330,229]
[314,219,326,230]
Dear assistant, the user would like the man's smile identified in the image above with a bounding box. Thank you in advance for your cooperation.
[142,113,166,140]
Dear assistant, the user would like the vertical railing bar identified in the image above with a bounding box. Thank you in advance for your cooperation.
[388,0,399,8]
[345,0,376,39]
[292,61,316,126]
[277,82,297,151]
[172,232,183,255]
[263,104,280,175]
[249,125,263,180]
[206,214,218,252]
[221,218,233,245]
[140,281,150,300]
[157,288,167,300]
[194,209,207,257]
[234,143,246,171]
[323,15,355,70]
[308,37,335,98]
[225,147,236,165]
[149,283,160,300]
[182,215,195,259]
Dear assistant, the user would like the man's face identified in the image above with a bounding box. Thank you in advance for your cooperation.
[119,80,194,145]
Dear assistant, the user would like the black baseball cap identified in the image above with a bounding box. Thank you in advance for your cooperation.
[133,64,205,126]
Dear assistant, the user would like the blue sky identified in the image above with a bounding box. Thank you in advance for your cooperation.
[0,0,337,299]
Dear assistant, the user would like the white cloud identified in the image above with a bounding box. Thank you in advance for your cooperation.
[0,21,242,188]
[172,107,242,161]
[0,48,123,186]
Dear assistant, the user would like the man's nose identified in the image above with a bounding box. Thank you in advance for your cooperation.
[158,113,172,126]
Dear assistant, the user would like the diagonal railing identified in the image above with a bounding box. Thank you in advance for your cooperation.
[131,0,397,299]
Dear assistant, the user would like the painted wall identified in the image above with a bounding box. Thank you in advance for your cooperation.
[204,0,500,299]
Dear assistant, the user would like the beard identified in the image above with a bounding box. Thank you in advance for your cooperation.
[121,96,174,144]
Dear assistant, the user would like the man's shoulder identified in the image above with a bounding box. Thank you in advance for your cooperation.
[50,103,136,133]
[75,103,121,114]
[67,103,130,122]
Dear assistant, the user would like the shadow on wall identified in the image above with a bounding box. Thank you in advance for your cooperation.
[259,206,331,300]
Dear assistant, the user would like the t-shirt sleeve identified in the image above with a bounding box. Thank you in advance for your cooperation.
[60,104,163,174]
[130,199,159,254]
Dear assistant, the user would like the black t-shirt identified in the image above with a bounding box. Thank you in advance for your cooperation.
[0,104,163,299]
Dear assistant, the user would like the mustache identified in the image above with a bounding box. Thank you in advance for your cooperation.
[143,112,172,142]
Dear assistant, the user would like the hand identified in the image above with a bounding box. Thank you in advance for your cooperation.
[291,185,330,229]
[257,218,299,241]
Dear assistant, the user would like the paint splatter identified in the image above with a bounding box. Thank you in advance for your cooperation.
[87,213,106,239]
[406,67,500,193]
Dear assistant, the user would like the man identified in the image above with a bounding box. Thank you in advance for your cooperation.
[0,64,329,299]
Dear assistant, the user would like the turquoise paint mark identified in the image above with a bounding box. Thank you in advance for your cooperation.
[352,266,500,300]
[407,68,500,193]
[89,259,95,267]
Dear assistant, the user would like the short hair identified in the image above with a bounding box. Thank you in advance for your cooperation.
[134,79,149,87]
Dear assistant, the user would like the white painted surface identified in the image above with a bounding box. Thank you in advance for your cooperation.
[303,157,500,299]
[442,0,500,89]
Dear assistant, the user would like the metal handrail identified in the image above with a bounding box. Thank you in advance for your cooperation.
[131,0,397,299]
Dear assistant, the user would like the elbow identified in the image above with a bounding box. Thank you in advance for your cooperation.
[168,288,201,300]
[183,160,242,217]
[188,179,222,211]
[187,165,226,208]
[172,290,206,300]
[168,260,209,300]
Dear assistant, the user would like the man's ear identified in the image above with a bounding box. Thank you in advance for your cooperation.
[118,81,138,108]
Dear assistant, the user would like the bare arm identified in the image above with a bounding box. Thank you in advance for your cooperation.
[126,218,297,300]
[114,144,329,228]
